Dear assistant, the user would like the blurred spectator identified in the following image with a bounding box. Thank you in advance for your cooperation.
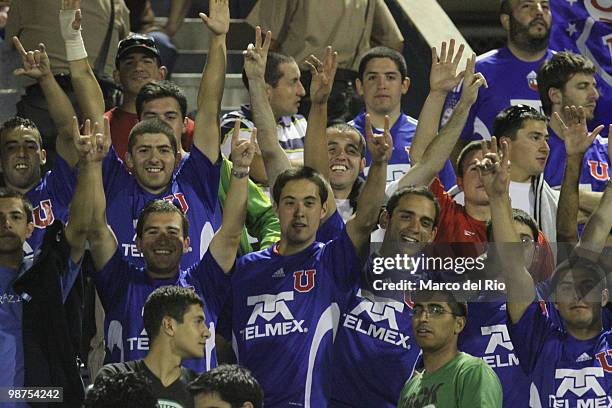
[246,0,404,123]
[124,0,192,77]
[0,1,9,39]
[84,372,157,408]
[5,0,129,166]
[189,364,264,408]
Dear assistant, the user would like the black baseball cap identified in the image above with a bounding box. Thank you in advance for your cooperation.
[116,34,162,67]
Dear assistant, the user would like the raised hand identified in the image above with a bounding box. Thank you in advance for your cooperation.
[476,136,511,198]
[230,120,257,171]
[552,105,604,157]
[429,39,465,94]
[199,0,230,36]
[12,37,52,80]
[304,46,338,105]
[243,26,271,81]
[72,116,110,162]
[459,54,487,106]
[365,114,393,163]
[61,0,82,30]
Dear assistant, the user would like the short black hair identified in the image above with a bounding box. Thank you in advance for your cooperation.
[500,0,513,15]
[456,140,490,177]
[538,51,597,116]
[492,105,547,142]
[128,117,178,156]
[326,123,366,158]
[414,290,468,317]
[188,364,264,408]
[136,199,189,240]
[486,208,538,241]
[0,116,42,147]
[143,285,203,342]
[242,52,296,90]
[272,166,329,205]
[0,188,33,223]
[358,46,408,81]
[85,372,157,408]
[386,186,440,227]
[136,80,188,119]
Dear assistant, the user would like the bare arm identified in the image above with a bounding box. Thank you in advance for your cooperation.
[193,0,229,163]
[346,115,392,257]
[12,37,79,167]
[410,40,464,164]
[209,122,256,272]
[554,107,604,243]
[245,27,291,188]
[479,138,534,324]
[162,0,192,37]
[397,54,485,189]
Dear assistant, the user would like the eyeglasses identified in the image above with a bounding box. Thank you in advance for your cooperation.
[412,304,457,318]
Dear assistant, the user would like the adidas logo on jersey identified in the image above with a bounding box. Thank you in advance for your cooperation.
[499,303,506,311]
[272,268,285,278]
[343,290,411,349]
[576,353,592,362]
[243,291,307,341]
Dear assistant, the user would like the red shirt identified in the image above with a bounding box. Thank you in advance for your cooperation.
[104,107,195,162]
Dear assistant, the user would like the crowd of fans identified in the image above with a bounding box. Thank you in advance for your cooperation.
[0,0,610,407]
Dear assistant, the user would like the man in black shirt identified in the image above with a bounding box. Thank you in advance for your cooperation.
[96,285,210,408]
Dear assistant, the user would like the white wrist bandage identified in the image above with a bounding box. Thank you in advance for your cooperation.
[59,9,87,61]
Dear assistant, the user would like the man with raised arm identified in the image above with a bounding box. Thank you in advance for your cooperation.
[482,127,612,407]
[68,115,255,372]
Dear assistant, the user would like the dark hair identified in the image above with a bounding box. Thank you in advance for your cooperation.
[85,372,157,408]
[188,364,264,408]
[0,116,42,147]
[128,117,178,156]
[0,188,33,223]
[414,290,468,317]
[456,140,490,177]
[386,186,440,227]
[551,255,608,291]
[358,46,408,81]
[538,51,597,116]
[500,0,512,15]
[486,208,539,241]
[492,105,547,142]
[326,123,366,158]
[272,166,329,205]
[136,199,189,239]
[136,80,188,119]
[143,285,203,342]
[242,52,296,90]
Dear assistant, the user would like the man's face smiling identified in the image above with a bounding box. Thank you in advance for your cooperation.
[275,179,327,249]
[327,129,365,196]
[126,132,178,194]
[115,51,166,97]
[268,61,306,118]
[136,211,189,278]
[0,126,46,193]
[140,97,186,147]
[357,57,409,116]
[384,194,437,255]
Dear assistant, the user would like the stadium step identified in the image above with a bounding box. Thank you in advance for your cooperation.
[171,73,248,113]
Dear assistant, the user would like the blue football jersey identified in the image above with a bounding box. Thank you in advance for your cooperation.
[330,254,421,408]
[509,302,612,407]
[24,155,76,260]
[545,128,610,191]
[350,112,457,190]
[102,146,221,269]
[443,48,554,142]
[231,228,360,408]
[459,297,531,408]
[94,249,231,372]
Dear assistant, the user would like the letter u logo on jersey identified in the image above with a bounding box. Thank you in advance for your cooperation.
[588,160,609,181]
[33,199,54,229]
[293,269,316,293]
[595,350,612,372]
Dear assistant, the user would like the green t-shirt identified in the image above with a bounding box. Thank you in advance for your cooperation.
[397,352,502,408]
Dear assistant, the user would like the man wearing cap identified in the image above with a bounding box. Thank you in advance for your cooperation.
[104,33,184,161]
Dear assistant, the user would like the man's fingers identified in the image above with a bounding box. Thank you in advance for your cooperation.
[83,119,91,136]
[431,46,438,65]
[262,30,272,53]
[71,116,80,141]
[439,41,447,63]
[12,36,28,58]
[452,43,465,67]
[250,127,257,146]
[447,39,455,63]
[589,124,605,141]
[254,26,262,49]
[552,112,567,131]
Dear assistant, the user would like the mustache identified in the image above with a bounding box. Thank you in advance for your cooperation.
[529,17,548,27]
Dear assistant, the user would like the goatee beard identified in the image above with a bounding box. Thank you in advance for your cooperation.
[509,16,550,54]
